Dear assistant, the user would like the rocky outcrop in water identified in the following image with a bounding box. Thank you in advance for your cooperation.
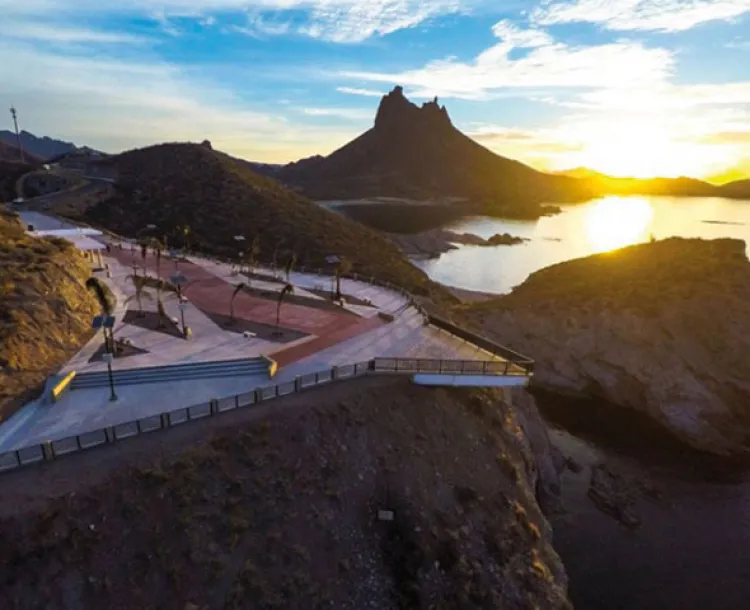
[465,238,750,456]
[390,229,527,258]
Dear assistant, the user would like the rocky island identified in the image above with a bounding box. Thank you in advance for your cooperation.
[462,237,750,456]
[390,229,528,259]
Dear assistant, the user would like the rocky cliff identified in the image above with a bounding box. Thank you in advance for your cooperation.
[1,378,570,609]
[464,238,750,456]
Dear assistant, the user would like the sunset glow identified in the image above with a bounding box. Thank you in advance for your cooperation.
[585,197,654,253]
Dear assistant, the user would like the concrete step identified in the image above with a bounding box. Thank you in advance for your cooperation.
[71,358,270,389]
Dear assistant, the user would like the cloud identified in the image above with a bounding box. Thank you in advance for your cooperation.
[340,23,674,99]
[533,0,750,32]
[491,19,553,48]
[0,0,471,43]
[337,87,385,97]
[700,131,750,144]
[296,0,463,43]
[0,39,356,162]
[0,22,150,44]
[300,107,372,120]
[231,13,292,38]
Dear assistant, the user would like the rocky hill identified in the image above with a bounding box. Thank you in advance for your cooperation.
[461,238,750,456]
[0,130,96,161]
[0,206,99,423]
[0,376,570,609]
[57,142,451,303]
[278,86,595,217]
[0,140,42,165]
[721,179,750,199]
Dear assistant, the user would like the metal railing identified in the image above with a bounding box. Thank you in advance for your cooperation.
[0,357,531,474]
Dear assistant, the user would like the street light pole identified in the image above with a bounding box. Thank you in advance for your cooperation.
[103,352,117,402]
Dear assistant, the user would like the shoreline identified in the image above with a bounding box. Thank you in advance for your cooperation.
[444,284,503,303]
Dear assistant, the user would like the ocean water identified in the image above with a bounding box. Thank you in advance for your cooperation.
[413,196,750,294]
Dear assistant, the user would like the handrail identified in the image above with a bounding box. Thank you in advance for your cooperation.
[0,214,536,473]
[0,356,532,474]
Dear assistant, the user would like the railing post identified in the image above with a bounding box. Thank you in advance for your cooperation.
[294,376,301,392]
[504,361,510,375]
[136,419,142,433]
[483,361,488,375]
[15,450,21,467]
[332,366,339,380]
[255,389,262,403]
[235,395,240,408]
[315,372,320,384]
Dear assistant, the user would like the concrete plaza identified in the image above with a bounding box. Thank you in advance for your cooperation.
[0,213,507,452]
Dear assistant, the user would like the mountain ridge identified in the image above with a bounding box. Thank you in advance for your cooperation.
[276,86,750,206]
[0,130,101,161]
[278,86,595,218]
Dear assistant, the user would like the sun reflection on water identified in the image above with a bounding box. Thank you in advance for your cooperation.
[585,197,654,253]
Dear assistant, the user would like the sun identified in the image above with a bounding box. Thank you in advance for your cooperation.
[585,196,654,253]
[571,122,715,179]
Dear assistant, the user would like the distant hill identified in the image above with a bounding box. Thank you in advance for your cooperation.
[720,179,750,199]
[278,86,596,218]
[557,167,750,199]
[0,130,101,161]
[277,86,749,211]
[59,142,451,303]
[233,158,284,177]
[0,139,42,164]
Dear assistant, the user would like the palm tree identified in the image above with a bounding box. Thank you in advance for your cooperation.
[285,251,297,283]
[275,283,294,335]
[335,258,353,302]
[126,274,152,317]
[229,282,247,324]
[86,277,114,353]
[86,277,118,400]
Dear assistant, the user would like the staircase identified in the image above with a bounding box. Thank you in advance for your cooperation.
[70,357,270,390]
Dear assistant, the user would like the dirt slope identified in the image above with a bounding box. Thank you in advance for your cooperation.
[0,377,570,609]
[0,206,99,422]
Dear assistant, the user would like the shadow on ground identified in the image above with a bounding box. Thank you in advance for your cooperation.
[122,310,184,340]
[200,310,310,344]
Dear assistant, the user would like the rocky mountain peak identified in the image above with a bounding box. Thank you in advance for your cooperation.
[374,85,452,132]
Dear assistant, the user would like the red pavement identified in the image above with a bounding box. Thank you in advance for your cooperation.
[107,247,351,334]
[106,246,386,366]
[269,315,385,367]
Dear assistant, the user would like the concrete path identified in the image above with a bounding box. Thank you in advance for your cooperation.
[0,212,516,452]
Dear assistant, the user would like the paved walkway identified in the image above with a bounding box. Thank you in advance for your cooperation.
[0,212,512,452]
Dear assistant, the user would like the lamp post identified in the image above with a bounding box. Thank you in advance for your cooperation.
[234,235,245,274]
[102,352,117,402]
[93,315,118,401]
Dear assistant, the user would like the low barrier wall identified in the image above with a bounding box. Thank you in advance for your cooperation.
[0,357,532,474]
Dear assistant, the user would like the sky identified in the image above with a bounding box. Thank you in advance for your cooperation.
[1,0,749,181]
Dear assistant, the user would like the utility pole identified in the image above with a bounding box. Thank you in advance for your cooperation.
[9,106,25,163]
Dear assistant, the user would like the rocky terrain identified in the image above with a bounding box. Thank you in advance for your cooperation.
[0,377,571,609]
[462,238,750,456]
[51,141,453,306]
[0,205,99,422]
[278,86,595,218]
[0,130,98,161]
[390,229,528,259]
